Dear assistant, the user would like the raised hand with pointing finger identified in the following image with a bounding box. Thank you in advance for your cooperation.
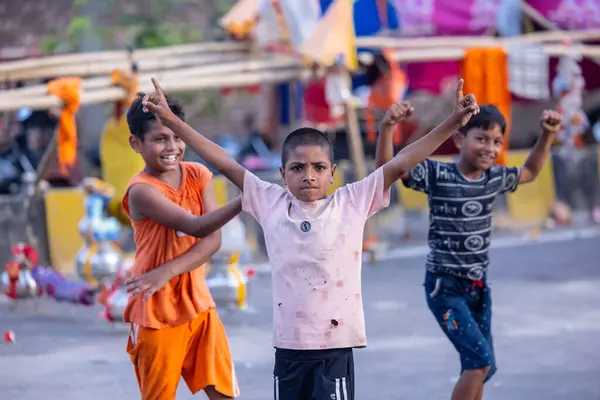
[141,77,176,125]
[449,78,480,128]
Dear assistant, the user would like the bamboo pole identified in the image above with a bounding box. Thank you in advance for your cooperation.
[356,29,600,49]
[520,3,561,32]
[0,55,299,99]
[0,50,252,82]
[4,30,599,83]
[0,68,311,112]
[357,43,600,65]
[0,41,250,75]
[3,29,594,78]
[8,40,596,102]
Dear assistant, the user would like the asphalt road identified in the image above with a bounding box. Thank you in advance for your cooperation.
[1,235,599,400]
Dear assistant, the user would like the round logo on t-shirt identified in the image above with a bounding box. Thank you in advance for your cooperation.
[300,221,311,232]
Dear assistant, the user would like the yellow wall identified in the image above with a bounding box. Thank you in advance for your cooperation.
[212,176,230,207]
[396,156,455,210]
[505,150,556,224]
[44,188,86,274]
[327,161,347,196]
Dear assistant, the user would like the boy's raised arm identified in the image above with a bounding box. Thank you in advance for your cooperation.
[142,78,247,190]
[381,79,480,189]
[375,101,414,169]
[128,183,242,238]
[519,110,562,184]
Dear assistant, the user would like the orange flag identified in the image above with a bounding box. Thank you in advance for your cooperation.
[219,0,262,39]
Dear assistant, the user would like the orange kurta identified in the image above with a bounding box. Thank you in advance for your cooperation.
[121,162,215,329]
[122,162,239,399]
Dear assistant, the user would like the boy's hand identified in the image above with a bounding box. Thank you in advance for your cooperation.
[125,266,174,302]
[382,101,414,127]
[142,78,175,124]
[540,110,562,134]
[449,79,480,128]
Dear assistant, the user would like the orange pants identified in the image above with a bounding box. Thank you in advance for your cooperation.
[127,308,239,399]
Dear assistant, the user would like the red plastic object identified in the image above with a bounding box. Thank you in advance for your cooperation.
[246,267,257,279]
[11,243,38,266]
[4,330,15,343]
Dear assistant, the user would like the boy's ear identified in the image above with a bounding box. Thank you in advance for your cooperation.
[129,135,142,153]
[330,163,337,184]
[453,132,465,151]
[279,165,286,186]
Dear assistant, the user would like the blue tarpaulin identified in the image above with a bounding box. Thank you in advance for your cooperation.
[319,0,399,35]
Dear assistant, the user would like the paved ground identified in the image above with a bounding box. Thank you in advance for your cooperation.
[1,232,599,400]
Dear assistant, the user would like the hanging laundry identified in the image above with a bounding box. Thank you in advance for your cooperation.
[496,0,522,36]
[507,44,550,100]
[462,48,511,166]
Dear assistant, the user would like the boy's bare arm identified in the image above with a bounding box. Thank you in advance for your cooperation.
[151,183,223,278]
[126,183,240,301]
[128,183,242,238]
[142,78,247,190]
[381,79,480,190]
[375,102,414,169]
[519,110,562,184]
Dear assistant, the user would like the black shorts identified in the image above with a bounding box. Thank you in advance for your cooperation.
[274,347,354,400]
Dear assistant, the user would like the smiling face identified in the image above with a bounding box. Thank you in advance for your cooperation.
[129,120,186,175]
[454,123,504,173]
[280,144,336,202]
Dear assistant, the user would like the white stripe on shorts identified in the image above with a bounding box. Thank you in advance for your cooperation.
[274,376,279,400]
[231,360,240,397]
[335,378,341,399]
[342,376,348,399]
[130,323,139,347]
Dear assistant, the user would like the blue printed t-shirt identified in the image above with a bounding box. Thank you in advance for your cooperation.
[403,160,521,280]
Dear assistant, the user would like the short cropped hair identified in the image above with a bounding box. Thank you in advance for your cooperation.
[281,127,334,166]
[127,93,185,139]
[458,104,507,135]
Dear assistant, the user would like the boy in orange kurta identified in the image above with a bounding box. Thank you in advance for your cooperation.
[122,94,242,399]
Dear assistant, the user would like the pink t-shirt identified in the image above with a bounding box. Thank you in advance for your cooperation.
[242,167,391,350]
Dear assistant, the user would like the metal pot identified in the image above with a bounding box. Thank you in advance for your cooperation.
[206,263,249,310]
[1,268,38,299]
[103,287,128,322]
[212,217,248,264]
[76,240,123,286]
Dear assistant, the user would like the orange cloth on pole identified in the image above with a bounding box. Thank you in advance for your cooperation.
[111,69,139,107]
[462,48,511,166]
[219,0,261,39]
[47,77,82,175]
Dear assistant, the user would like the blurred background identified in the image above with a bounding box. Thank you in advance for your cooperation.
[0,0,599,399]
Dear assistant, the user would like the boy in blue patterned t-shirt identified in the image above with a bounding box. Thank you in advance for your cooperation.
[376,104,562,400]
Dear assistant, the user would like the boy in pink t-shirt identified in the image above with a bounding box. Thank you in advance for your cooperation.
[142,78,479,399]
